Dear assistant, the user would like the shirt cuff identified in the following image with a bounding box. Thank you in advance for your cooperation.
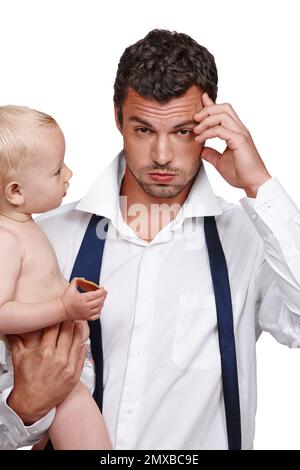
[0,386,55,448]
[239,177,299,236]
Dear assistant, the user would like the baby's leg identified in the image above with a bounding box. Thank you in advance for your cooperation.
[48,381,112,450]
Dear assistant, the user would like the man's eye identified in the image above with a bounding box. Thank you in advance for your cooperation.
[177,129,192,136]
[54,168,61,176]
[136,127,150,134]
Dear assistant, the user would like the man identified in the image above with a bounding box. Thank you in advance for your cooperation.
[1,29,300,450]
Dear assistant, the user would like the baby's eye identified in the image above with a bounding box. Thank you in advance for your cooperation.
[177,129,193,136]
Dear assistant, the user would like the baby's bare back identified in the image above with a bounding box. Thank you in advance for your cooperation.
[11,221,68,302]
[0,217,88,346]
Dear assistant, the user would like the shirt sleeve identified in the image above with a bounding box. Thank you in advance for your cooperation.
[0,386,56,450]
[239,177,300,347]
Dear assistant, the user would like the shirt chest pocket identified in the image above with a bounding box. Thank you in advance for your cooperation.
[171,293,222,371]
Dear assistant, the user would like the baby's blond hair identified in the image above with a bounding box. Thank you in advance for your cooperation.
[0,105,58,184]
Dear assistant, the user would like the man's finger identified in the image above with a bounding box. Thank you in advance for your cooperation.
[202,91,215,106]
[200,146,222,168]
[195,125,239,145]
[194,96,245,128]
[56,320,76,357]
[74,343,88,383]
[194,105,243,127]
[40,323,61,351]
[6,334,25,355]
[68,322,85,367]
[194,112,242,135]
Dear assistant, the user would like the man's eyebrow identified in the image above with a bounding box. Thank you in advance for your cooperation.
[171,120,196,129]
[128,117,196,129]
[128,117,154,127]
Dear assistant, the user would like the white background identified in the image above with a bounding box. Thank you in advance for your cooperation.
[1,0,300,450]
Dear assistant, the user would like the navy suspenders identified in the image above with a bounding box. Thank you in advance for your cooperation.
[204,216,241,450]
[46,213,241,449]
[69,214,108,412]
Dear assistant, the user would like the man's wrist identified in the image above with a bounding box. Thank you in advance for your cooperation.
[244,173,272,198]
[7,388,49,425]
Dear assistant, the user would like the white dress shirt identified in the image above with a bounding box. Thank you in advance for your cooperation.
[1,150,300,450]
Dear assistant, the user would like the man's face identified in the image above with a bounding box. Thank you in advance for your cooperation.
[115,85,205,199]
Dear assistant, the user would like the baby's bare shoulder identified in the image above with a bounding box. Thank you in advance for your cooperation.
[0,224,19,244]
[0,225,23,258]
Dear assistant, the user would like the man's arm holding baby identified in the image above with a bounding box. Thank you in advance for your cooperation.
[0,227,106,334]
[0,322,86,449]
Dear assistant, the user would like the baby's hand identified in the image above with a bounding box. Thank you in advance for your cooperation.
[60,278,107,321]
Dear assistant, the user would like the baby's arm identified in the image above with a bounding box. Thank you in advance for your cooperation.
[0,228,106,334]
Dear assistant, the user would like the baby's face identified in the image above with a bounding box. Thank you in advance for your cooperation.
[20,125,73,213]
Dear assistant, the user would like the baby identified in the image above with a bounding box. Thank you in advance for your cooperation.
[0,106,111,450]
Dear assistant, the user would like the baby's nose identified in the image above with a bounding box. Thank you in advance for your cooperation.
[65,165,73,180]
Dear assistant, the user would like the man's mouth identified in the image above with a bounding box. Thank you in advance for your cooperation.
[149,173,176,183]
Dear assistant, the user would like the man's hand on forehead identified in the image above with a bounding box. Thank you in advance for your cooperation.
[191,92,271,197]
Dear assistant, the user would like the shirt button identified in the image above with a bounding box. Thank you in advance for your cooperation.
[142,298,149,304]
[135,351,142,358]
[126,407,134,414]
[251,213,258,220]
[263,201,272,209]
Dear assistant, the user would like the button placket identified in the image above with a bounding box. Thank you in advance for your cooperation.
[115,246,155,449]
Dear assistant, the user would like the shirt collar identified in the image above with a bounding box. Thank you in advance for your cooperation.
[75,150,223,222]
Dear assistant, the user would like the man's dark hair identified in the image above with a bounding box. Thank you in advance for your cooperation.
[113,29,218,124]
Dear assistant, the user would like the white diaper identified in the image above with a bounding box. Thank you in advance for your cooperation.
[80,338,96,395]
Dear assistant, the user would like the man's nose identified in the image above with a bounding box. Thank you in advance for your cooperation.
[151,136,174,166]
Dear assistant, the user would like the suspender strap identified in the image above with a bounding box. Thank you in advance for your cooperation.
[69,214,108,412]
[204,216,242,450]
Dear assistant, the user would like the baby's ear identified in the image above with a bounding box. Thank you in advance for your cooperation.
[5,181,25,206]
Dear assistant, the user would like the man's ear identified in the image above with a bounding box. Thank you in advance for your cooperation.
[114,106,123,134]
[4,181,25,206]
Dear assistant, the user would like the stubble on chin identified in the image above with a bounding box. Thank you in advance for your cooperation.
[137,180,187,199]
[124,153,201,200]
